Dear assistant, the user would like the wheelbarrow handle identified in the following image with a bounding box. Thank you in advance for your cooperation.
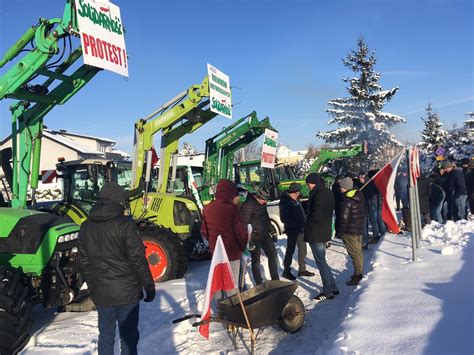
[172,314,201,324]
[193,317,248,328]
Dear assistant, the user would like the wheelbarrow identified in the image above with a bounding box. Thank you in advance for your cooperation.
[174,280,305,352]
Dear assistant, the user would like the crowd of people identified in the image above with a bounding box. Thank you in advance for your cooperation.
[396,158,473,227]
[200,171,379,303]
[75,157,473,353]
[201,158,474,304]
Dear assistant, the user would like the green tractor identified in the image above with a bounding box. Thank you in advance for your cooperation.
[42,74,229,283]
[0,1,106,352]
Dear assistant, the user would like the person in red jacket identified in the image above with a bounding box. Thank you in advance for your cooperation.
[201,180,248,291]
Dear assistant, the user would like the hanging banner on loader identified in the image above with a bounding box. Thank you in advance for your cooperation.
[207,63,232,119]
[76,0,128,77]
[261,129,278,169]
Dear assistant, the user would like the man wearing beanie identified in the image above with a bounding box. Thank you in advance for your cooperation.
[443,160,468,220]
[336,177,367,286]
[304,173,337,301]
[279,182,314,280]
[201,179,248,289]
[78,181,155,355]
[241,186,280,285]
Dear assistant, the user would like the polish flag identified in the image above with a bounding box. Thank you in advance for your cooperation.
[150,146,159,167]
[372,150,404,234]
[199,235,236,339]
[409,146,420,186]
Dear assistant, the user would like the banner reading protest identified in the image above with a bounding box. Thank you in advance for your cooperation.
[261,129,278,168]
[76,0,128,77]
[207,64,232,119]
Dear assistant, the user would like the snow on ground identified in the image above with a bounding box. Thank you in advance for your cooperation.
[22,220,474,354]
[322,220,474,355]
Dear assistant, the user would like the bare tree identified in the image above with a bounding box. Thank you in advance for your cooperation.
[234,141,261,162]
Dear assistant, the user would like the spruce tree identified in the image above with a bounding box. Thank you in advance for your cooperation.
[318,37,405,171]
[419,103,447,152]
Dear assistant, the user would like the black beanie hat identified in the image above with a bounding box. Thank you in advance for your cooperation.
[100,181,128,204]
[305,173,322,185]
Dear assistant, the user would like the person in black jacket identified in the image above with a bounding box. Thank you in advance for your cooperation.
[443,161,468,220]
[241,187,280,285]
[429,173,446,223]
[462,158,474,215]
[336,177,366,286]
[304,173,337,301]
[365,169,386,244]
[417,174,432,226]
[279,183,314,280]
[78,182,155,355]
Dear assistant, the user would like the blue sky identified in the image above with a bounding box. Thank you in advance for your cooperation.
[1,0,472,153]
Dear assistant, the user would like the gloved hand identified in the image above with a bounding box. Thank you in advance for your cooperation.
[144,287,156,302]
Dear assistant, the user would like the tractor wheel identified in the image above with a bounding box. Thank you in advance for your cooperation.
[141,227,188,283]
[278,295,305,334]
[0,266,32,354]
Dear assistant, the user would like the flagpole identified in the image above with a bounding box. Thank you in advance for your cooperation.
[406,148,418,261]
[413,182,422,248]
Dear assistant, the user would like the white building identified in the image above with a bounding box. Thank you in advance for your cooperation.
[0,128,129,175]
[0,129,129,201]
[276,145,307,164]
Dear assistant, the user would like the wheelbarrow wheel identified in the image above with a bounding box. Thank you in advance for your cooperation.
[278,295,305,333]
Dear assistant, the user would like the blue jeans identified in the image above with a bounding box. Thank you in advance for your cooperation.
[362,215,369,245]
[454,195,468,221]
[97,302,140,355]
[430,202,443,223]
[368,201,379,237]
[309,242,337,296]
[377,195,386,235]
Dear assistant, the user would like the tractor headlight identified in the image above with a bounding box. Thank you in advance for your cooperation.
[58,232,79,243]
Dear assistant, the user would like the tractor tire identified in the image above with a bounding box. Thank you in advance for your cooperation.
[0,266,32,354]
[141,227,188,283]
[278,295,305,334]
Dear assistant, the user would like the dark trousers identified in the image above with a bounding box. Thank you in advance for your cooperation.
[97,302,140,355]
[283,231,307,272]
[250,234,280,285]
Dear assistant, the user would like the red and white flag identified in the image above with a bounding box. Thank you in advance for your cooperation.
[372,150,404,234]
[409,146,420,186]
[150,146,159,167]
[199,235,236,339]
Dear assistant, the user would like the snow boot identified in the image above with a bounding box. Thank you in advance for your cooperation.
[313,293,334,301]
[298,270,315,277]
[282,269,296,281]
[346,274,362,286]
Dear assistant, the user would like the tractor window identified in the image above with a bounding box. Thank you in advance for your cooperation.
[237,167,247,184]
[71,168,105,202]
[115,166,132,191]
[193,173,203,189]
[248,165,262,183]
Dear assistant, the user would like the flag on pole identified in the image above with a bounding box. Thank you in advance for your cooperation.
[372,150,404,234]
[150,146,159,167]
[409,146,420,186]
[199,235,236,339]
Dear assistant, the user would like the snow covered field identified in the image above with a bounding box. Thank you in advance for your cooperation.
[22,221,473,354]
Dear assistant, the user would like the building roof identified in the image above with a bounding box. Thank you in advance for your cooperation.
[49,129,116,144]
[0,129,110,156]
[44,130,103,155]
